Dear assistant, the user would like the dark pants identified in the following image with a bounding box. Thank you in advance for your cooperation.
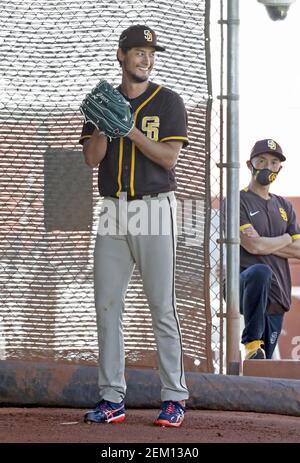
[240,264,284,359]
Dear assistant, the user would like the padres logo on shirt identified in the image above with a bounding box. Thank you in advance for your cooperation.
[279,207,288,221]
[142,116,160,141]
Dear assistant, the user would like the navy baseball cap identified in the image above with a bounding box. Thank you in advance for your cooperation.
[118,25,166,52]
[250,139,286,162]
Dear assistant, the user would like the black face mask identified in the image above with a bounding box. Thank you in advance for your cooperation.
[251,164,281,186]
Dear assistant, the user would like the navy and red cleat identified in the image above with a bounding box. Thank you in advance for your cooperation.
[84,399,125,424]
[154,400,185,428]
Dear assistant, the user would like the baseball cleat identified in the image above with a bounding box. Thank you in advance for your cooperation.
[84,399,125,424]
[245,340,266,360]
[154,400,185,428]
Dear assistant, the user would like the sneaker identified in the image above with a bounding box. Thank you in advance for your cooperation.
[154,401,185,428]
[245,340,266,360]
[84,399,125,424]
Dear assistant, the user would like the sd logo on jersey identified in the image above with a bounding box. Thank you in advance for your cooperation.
[279,207,288,222]
[142,116,160,141]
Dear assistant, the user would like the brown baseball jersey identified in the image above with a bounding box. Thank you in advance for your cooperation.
[79,81,188,198]
[240,187,300,311]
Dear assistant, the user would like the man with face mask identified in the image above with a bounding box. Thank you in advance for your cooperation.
[239,139,300,360]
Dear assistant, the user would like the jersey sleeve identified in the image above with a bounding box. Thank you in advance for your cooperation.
[286,200,300,241]
[159,91,189,147]
[78,122,95,145]
[240,194,252,231]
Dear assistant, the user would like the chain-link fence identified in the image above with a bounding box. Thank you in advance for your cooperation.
[0,0,224,373]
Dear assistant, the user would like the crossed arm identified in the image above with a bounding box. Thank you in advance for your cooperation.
[240,225,300,259]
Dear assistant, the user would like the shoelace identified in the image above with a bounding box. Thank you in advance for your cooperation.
[96,400,113,411]
[164,401,177,415]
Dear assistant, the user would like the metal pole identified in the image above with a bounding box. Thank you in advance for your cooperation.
[226,0,241,374]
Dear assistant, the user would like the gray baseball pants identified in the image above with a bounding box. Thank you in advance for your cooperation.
[93,192,189,403]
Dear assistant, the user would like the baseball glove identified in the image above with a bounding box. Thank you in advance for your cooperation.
[79,80,134,139]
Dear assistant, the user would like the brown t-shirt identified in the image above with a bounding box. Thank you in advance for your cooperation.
[240,188,300,312]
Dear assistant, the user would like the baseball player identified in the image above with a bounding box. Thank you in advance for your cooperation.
[240,139,300,360]
[79,25,189,427]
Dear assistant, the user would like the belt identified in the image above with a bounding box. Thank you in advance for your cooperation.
[109,193,161,201]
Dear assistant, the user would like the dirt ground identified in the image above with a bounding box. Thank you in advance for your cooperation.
[0,407,299,444]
